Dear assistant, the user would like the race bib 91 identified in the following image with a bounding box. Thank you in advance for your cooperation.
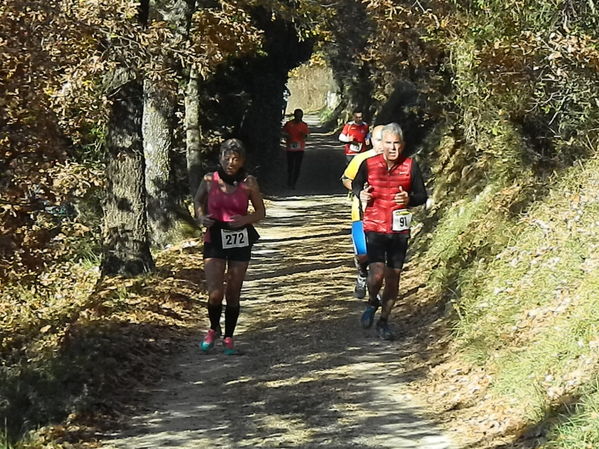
[220,228,249,249]
[392,210,412,232]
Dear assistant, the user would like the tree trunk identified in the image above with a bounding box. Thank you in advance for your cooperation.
[185,64,202,197]
[102,79,154,276]
[143,0,197,248]
[142,79,178,247]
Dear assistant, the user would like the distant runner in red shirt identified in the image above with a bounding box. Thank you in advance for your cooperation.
[281,108,310,190]
[339,109,370,164]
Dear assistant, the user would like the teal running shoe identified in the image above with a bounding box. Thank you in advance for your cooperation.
[200,328,217,352]
[223,337,239,355]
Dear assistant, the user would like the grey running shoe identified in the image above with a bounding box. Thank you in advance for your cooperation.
[354,274,367,299]
[376,320,395,341]
[360,304,377,329]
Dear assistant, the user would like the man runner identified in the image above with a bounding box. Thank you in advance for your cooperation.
[339,109,370,165]
[352,122,428,340]
[281,108,310,189]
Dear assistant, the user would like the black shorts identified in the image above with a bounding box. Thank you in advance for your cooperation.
[202,223,259,262]
[365,232,409,269]
[203,241,252,262]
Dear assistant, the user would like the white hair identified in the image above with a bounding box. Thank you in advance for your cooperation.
[382,122,404,141]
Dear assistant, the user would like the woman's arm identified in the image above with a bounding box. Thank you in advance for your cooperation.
[193,174,215,227]
[229,175,266,228]
[245,176,266,224]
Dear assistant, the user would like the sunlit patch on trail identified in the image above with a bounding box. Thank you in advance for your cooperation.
[101,122,455,449]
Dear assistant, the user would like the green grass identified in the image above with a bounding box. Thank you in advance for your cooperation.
[424,142,599,440]
[490,273,599,413]
[0,430,12,449]
[545,378,599,449]
[454,156,599,351]
[426,183,501,289]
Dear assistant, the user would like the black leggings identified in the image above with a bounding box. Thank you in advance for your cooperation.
[286,151,304,188]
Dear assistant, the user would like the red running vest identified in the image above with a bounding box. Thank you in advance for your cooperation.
[362,154,413,234]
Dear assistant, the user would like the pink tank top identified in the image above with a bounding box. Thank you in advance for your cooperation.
[205,171,249,242]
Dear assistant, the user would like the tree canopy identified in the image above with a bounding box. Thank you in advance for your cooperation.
[2,0,599,444]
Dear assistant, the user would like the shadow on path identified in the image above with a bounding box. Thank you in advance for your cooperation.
[100,121,456,449]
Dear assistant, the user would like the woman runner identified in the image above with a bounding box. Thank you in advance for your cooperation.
[194,138,266,354]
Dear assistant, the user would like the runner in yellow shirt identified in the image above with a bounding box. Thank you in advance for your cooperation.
[341,124,385,298]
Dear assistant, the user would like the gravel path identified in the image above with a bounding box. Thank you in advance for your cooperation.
[101,121,456,449]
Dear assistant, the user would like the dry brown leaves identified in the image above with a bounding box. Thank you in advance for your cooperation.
[391,268,533,449]
[1,239,207,448]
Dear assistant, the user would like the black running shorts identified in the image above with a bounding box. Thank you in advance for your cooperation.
[203,241,252,262]
[365,232,409,269]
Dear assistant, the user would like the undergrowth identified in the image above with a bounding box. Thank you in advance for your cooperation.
[286,59,337,115]
[546,377,599,449]
[422,143,599,445]
[0,243,205,448]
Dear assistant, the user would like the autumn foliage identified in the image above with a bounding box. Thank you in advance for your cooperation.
[0,0,317,444]
[0,0,265,283]
[3,0,599,446]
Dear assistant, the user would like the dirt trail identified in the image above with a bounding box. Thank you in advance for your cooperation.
[101,119,456,449]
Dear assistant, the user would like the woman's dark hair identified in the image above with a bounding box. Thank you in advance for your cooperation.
[217,138,247,185]
[220,138,246,159]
